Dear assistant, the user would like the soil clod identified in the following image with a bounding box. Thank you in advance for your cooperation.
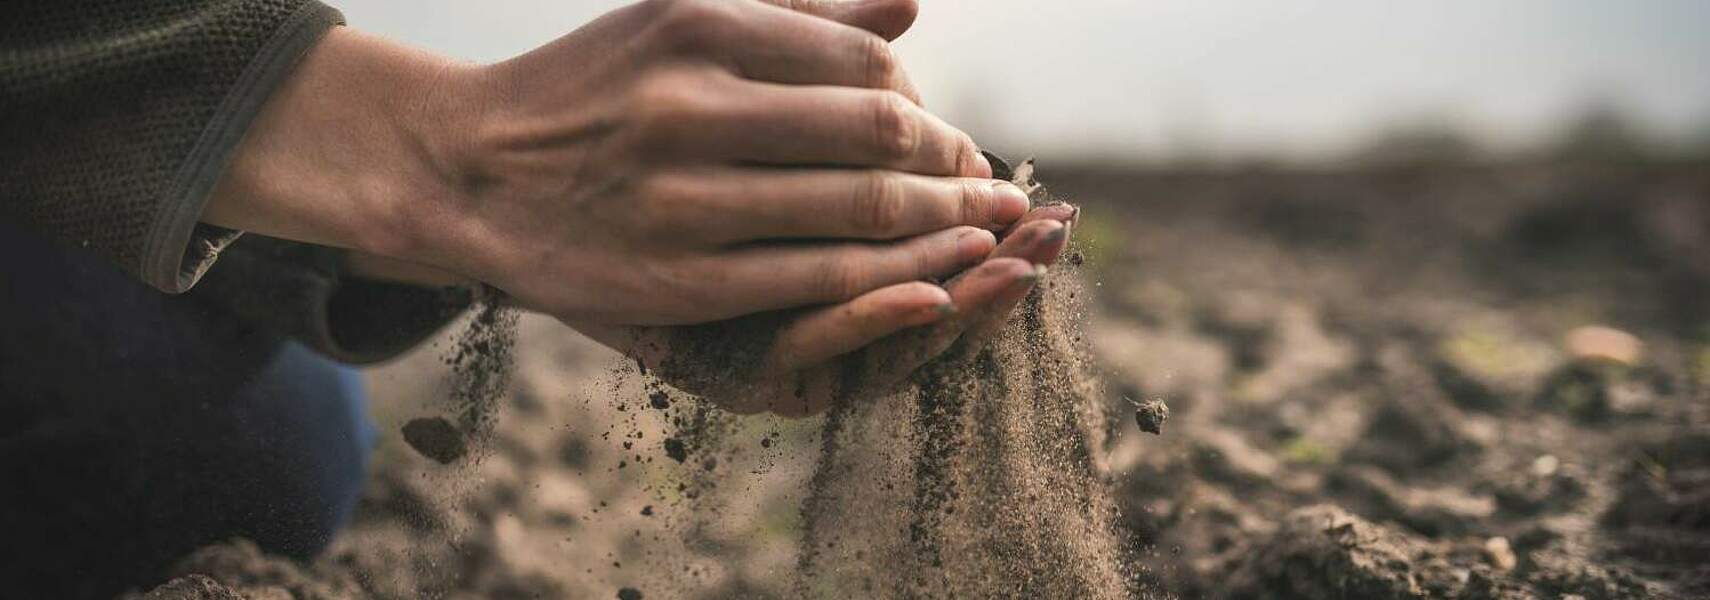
[662,438,687,463]
[1132,397,1169,434]
[402,416,467,464]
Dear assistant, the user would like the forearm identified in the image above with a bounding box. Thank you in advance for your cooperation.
[203,27,474,269]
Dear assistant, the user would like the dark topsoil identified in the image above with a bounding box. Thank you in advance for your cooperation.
[131,161,1709,599]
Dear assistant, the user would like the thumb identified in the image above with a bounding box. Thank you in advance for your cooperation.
[764,0,920,41]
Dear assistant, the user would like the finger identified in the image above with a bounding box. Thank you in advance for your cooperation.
[652,81,988,177]
[960,263,1047,343]
[704,0,922,103]
[709,225,995,315]
[757,0,920,41]
[644,169,1029,244]
[965,215,1073,338]
[765,281,953,372]
[858,257,1039,383]
[705,256,1039,417]
[991,217,1070,266]
[999,203,1078,239]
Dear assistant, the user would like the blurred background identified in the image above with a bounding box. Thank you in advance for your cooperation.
[342,0,1710,166]
[176,3,1705,598]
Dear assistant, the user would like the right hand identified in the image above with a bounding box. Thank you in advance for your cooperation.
[404,0,1030,325]
[208,0,1027,327]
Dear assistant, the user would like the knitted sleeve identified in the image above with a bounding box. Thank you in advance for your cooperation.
[1,0,472,362]
[0,0,343,292]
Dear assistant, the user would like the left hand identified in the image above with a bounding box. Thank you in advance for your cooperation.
[571,204,1076,416]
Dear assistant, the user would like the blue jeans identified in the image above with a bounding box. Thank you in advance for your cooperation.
[0,223,376,598]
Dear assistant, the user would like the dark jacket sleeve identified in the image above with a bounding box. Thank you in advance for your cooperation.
[0,0,469,362]
[1,0,342,292]
[189,236,473,364]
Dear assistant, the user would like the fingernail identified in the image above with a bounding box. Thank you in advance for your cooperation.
[933,302,959,316]
[1043,226,1067,245]
[956,228,997,262]
[991,182,1030,225]
[1017,264,1047,283]
[1066,205,1081,225]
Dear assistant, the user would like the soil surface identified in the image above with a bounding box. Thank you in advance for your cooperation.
[131,161,1708,599]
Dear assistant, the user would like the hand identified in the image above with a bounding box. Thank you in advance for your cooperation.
[574,204,1078,416]
[205,0,1029,327]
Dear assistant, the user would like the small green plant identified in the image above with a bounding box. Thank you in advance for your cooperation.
[1281,436,1335,466]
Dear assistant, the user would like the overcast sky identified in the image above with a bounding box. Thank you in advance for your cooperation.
[338,0,1710,162]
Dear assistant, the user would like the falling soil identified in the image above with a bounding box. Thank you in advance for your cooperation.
[402,288,518,463]
[639,157,1139,597]
[792,271,1135,597]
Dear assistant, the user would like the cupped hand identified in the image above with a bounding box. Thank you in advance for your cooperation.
[205,0,1050,413]
[573,204,1078,417]
[209,0,1019,308]
[398,0,1032,326]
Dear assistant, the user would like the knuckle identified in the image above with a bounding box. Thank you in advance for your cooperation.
[627,73,706,141]
[815,255,870,300]
[634,173,724,241]
[853,171,907,235]
[651,0,729,49]
[952,133,978,174]
[650,258,715,318]
[868,91,919,160]
[957,179,990,224]
[630,176,684,230]
[632,71,700,113]
[911,235,941,277]
[633,171,689,205]
[858,34,899,89]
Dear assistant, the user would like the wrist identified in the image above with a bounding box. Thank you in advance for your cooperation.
[204,27,482,275]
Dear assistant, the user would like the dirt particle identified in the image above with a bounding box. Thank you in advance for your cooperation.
[1132,398,1169,435]
[617,588,643,600]
[401,416,467,464]
[662,438,686,463]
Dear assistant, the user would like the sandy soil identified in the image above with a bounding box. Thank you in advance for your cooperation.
[133,161,1709,599]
